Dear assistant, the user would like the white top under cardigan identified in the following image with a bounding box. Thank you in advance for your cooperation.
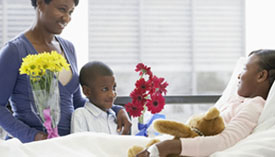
[71,101,119,135]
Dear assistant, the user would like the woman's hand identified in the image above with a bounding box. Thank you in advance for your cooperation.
[116,109,132,134]
[34,132,48,141]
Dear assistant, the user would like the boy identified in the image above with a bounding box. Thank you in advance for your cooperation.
[71,61,120,135]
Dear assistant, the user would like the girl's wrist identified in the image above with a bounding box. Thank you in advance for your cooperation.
[156,139,181,156]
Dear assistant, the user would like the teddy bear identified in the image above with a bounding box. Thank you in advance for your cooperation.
[128,106,225,157]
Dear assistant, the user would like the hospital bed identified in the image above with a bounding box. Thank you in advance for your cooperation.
[1,58,275,157]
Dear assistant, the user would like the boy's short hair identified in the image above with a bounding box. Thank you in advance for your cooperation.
[79,61,114,86]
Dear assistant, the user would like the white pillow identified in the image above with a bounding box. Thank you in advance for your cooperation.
[253,82,275,132]
[214,58,245,109]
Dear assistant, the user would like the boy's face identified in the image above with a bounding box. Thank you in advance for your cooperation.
[86,75,117,111]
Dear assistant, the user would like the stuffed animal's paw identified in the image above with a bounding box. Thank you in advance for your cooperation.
[127,139,161,157]
[128,145,145,157]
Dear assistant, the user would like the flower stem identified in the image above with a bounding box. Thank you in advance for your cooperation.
[138,106,147,124]
[138,114,144,124]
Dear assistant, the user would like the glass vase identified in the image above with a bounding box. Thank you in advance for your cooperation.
[134,111,166,137]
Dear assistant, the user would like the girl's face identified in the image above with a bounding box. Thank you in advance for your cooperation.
[237,54,261,98]
[38,0,75,34]
[87,75,117,111]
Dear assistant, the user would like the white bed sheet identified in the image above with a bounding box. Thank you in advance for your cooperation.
[1,58,275,157]
[0,132,153,157]
[211,126,275,157]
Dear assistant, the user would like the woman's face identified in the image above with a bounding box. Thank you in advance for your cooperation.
[237,54,262,97]
[38,0,75,34]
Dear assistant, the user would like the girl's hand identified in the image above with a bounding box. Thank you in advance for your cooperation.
[156,139,182,157]
[137,139,182,157]
[136,149,150,157]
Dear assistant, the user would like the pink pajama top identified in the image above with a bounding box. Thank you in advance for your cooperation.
[180,96,265,156]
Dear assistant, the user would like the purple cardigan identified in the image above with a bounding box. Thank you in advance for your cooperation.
[0,34,122,143]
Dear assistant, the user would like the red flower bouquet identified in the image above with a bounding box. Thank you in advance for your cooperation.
[125,63,168,136]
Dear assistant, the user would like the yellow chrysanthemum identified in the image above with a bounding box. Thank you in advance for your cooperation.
[19,51,70,82]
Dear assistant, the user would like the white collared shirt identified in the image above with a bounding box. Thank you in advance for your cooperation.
[71,101,119,135]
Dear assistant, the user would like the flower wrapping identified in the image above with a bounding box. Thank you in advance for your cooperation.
[125,63,168,136]
[19,51,70,138]
[136,113,166,137]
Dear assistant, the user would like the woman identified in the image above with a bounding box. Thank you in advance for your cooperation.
[0,0,131,143]
[137,49,275,157]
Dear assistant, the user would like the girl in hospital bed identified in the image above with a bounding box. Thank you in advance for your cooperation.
[137,49,275,157]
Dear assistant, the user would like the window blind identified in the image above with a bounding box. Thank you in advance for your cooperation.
[88,0,245,95]
[193,0,245,72]
[141,0,192,71]
[88,0,140,72]
[0,0,34,47]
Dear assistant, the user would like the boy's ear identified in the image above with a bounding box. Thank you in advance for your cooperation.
[258,70,269,83]
[82,85,91,97]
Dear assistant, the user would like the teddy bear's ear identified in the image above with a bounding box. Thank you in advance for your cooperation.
[204,107,220,120]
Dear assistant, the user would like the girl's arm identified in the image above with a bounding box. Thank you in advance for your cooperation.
[180,97,264,156]
[138,97,265,157]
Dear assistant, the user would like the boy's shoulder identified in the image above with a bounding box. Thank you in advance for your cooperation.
[73,102,99,117]
[73,106,88,115]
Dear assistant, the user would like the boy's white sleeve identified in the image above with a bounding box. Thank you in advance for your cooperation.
[71,109,88,133]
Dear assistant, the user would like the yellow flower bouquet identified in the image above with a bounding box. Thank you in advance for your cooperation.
[19,51,70,138]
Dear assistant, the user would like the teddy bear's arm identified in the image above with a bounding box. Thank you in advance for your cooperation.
[153,120,198,138]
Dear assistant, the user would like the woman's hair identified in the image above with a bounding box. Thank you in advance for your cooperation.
[249,49,275,87]
[31,0,79,8]
[79,61,114,87]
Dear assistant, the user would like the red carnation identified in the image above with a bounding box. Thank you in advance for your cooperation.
[135,78,151,94]
[135,63,153,77]
[125,102,144,117]
[130,89,147,106]
[155,77,168,95]
[148,76,168,95]
[126,63,168,119]
[146,93,165,114]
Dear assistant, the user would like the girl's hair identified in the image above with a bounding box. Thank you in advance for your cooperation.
[31,0,79,8]
[249,49,275,87]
